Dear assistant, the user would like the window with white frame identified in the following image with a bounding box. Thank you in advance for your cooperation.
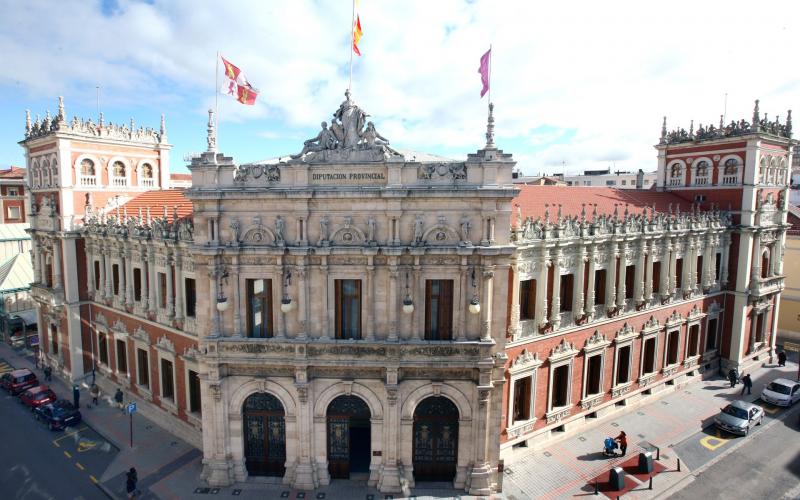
[7,206,21,220]
[721,158,739,185]
[669,163,683,186]
[693,160,710,185]
[547,340,578,413]
[160,358,175,402]
[581,332,610,401]
[507,349,542,431]
[80,159,97,186]
[686,323,700,358]
[705,316,719,352]
[136,348,150,389]
[665,329,681,366]
[8,187,19,196]
[140,162,155,187]
[612,323,637,387]
[112,161,127,187]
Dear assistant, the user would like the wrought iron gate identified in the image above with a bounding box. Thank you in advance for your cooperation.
[327,395,371,479]
[243,392,286,477]
[413,397,459,482]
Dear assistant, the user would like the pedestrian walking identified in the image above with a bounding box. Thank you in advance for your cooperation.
[125,467,138,499]
[114,388,124,411]
[741,373,753,395]
[778,350,787,367]
[90,383,100,406]
[43,365,52,382]
[615,431,628,456]
[72,384,80,409]
[728,368,738,388]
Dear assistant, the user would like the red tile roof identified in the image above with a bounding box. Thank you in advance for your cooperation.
[120,189,192,222]
[170,173,191,181]
[0,166,26,179]
[787,204,800,235]
[512,185,691,225]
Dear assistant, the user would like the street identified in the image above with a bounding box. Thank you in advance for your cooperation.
[667,407,800,500]
[0,359,117,500]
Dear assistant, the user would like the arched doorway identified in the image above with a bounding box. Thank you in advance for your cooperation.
[326,395,371,479]
[243,392,286,477]
[413,396,459,482]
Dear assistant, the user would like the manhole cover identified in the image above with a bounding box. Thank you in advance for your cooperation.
[543,451,552,457]
[578,436,586,442]
[232,490,242,496]
[296,493,306,499]
[210,489,220,495]
[504,468,514,475]
[611,422,619,427]
[281,492,290,498]
[195,488,210,494]
[316,494,326,499]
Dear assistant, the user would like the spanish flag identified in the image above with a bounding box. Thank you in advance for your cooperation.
[352,14,363,56]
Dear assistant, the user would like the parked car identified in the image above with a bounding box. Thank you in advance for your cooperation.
[1,369,39,395]
[714,400,764,435]
[19,385,56,410]
[761,378,800,407]
[34,399,82,431]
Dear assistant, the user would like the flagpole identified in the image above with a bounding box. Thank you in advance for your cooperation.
[349,0,355,92]
[488,43,492,107]
[215,50,220,147]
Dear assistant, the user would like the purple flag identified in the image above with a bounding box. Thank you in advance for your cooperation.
[478,48,491,98]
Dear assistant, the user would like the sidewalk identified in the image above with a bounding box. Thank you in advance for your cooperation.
[502,351,800,500]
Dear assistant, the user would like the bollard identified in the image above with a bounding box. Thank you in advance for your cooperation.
[656,447,660,461]
[649,475,653,490]
[677,458,681,472]
[594,479,598,495]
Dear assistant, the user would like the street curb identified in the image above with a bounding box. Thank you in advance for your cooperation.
[653,400,800,499]
[95,481,117,499]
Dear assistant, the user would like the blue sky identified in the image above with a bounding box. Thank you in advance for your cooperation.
[1,0,797,175]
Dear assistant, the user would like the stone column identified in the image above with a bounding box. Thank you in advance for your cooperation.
[606,243,617,310]
[748,309,757,354]
[297,263,309,339]
[457,261,468,340]
[750,231,762,289]
[319,260,328,339]
[292,370,317,490]
[388,265,399,341]
[140,250,149,311]
[773,235,784,275]
[616,243,628,309]
[97,244,106,300]
[84,242,93,295]
[509,260,521,338]
[635,240,646,303]
[104,251,113,298]
[413,261,423,340]
[536,250,549,328]
[668,238,678,297]
[682,238,693,295]
[481,268,494,341]
[209,267,220,338]
[573,247,585,320]
[52,240,62,289]
[549,250,562,329]
[32,243,42,284]
[468,384,494,495]
[378,370,402,493]
[720,235,731,288]
[147,250,157,316]
[644,240,654,302]
[124,249,133,308]
[175,255,185,323]
[584,246,596,319]
[166,254,175,318]
[365,262,375,341]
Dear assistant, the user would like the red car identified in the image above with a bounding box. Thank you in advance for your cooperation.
[20,385,56,409]
[1,369,39,395]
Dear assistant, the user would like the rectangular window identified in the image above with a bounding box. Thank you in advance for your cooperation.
[116,339,128,374]
[559,274,573,312]
[586,355,602,396]
[696,256,703,286]
[594,269,606,305]
[188,370,202,414]
[7,206,20,219]
[688,324,699,357]
[137,348,149,388]
[98,332,109,366]
[706,318,718,351]
[643,338,656,374]
[133,268,142,302]
[667,330,680,365]
[158,273,167,309]
[160,358,174,401]
[616,346,631,385]
[652,261,661,294]
[715,253,722,282]
[551,365,570,408]
[675,258,683,290]
[50,324,58,355]
[512,376,532,423]
[519,279,536,320]
[45,262,53,288]
[625,265,635,299]
[246,279,273,338]
[425,279,454,340]
[185,278,196,318]
[606,180,616,186]
[335,279,362,339]
[94,261,101,291]
[112,264,120,295]
[8,187,18,196]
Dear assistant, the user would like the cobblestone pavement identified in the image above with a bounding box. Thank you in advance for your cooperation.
[503,352,800,500]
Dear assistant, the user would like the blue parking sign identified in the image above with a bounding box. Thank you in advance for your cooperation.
[127,402,137,414]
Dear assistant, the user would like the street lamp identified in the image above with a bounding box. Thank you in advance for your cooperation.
[468,268,481,315]
[402,272,414,314]
[280,269,294,313]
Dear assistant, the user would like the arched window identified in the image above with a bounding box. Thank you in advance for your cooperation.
[112,161,127,187]
[759,157,768,184]
[81,159,95,176]
[669,163,683,186]
[79,158,97,186]
[761,248,770,279]
[722,158,739,185]
[140,163,154,187]
[42,159,51,187]
[694,160,709,185]
[32,161,40,188]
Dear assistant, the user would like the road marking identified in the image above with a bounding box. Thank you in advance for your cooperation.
[64,451,72,459]
[75,462,85,471]
[761,404,781,415]
[77,440,97,453]
[90,475,98,484]
[699,429,731,451]
[53,441,60,448]
[52,426,89,445]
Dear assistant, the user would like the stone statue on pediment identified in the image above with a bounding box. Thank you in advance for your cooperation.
[332,89,368,148]
[291,121,337,159]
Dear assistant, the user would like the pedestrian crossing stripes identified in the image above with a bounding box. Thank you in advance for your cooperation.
[0,359,14,375]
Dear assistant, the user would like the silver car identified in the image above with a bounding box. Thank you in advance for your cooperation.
[714,400,764,436]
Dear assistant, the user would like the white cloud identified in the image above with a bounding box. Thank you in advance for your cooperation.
[1,0,797,172]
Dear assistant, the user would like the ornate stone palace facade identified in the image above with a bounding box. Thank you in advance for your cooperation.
[22,95,794,495]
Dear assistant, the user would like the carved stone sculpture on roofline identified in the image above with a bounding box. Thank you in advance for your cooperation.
[290,89,402,162]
